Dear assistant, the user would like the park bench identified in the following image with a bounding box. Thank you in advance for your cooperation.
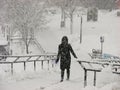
[88,49,102,59]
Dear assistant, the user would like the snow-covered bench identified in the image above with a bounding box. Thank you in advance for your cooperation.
[88,53,102,59]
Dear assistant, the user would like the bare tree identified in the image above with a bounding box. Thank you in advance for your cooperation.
[6,0,47,54]
[48,0,67,28]
[48,0,79,34]
[65,0,78,34]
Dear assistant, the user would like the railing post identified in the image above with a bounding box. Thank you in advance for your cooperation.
[41,61,43,69]
[84,69,87,87]
[34,61,36,71]
[24,62,26,71]
[47,60,49,70]
[11,63,13,75]
[94,71,96,86]
[52,59,55,68]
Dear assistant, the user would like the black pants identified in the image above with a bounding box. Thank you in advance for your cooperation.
[61,68,70,80]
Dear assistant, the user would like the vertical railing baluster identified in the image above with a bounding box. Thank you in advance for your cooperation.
[52,59,54,68]
[48,60,49,70]
[84,69,87,87]
[34,61,36,71]
[93,71,96,86]
[11,63,13,75]
[24,62,26,71]
[41,61,43,69]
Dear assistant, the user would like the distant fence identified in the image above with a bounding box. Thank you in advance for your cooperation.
[0,54,57,74]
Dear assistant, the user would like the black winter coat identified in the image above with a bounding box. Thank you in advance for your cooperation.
[57,43,77,70]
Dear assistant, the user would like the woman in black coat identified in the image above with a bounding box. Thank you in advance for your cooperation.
[56,36,77,82]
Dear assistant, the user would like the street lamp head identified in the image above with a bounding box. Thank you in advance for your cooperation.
[100,36,104,43]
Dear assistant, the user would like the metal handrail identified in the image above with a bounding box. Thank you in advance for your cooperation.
[0,54,57,74]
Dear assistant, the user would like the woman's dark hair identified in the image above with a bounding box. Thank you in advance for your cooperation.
[61,36,68,44]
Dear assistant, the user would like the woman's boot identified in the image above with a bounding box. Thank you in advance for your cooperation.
[61,70,64,82]
[66,69,70,80]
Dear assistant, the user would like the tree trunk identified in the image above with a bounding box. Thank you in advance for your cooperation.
[61,7,65,28]
[25,42,29,54]
[70,14,73,34]
[63,9,66,26]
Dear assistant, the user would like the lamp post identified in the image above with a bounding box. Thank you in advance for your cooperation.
[80,16,83,44]
[77,12,83,44]
[100,36,104,55]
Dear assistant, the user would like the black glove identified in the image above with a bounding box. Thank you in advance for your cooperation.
[55,58,59,64]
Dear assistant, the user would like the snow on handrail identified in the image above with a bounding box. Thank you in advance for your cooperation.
[0,54,57,63]
[0,54,57,57]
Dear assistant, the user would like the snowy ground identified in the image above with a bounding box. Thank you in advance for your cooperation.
[0,10,120,90]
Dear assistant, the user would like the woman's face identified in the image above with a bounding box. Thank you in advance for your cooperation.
[62,38,68,44]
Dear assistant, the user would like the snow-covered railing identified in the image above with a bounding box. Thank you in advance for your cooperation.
[93,59,120,64]
[0,54,57,74]
[77,60,120,87]
[94,59,120,74]
[77,60,106,87]
[88,53,120,59]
